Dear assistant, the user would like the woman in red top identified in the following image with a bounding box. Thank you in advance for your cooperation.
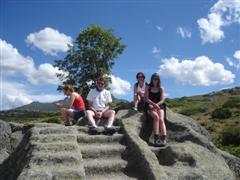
[55,84,86,126]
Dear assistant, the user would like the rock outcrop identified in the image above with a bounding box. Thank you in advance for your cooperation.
[116,109,239,180]
[0,108,239,180]
[0,120,12,164]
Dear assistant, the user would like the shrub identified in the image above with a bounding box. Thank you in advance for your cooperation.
[222,97,240,108]
[179,106,207,116]
[221,125,240,146]
[217,144,240,158]
[211,108,232,119]
[42,117,61,124]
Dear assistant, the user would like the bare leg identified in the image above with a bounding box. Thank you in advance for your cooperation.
[103,110,115,128]
[147,110,160,134]
[86,110,97,127]
[158,109,166,136]
[60,108,75,124]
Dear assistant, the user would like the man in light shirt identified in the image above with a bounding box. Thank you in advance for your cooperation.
[86,77,116,135]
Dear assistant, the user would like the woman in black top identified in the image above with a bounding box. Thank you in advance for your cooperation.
[145,73,167,146]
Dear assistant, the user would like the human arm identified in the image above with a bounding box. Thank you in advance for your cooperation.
[54,102,64,108]
[133,83,137,100]
[67,93,77,109]
[156,88,165,106]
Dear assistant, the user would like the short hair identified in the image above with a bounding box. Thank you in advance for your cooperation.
[136,72,145,80]
[63,84,74,93]
[97,76,105,83]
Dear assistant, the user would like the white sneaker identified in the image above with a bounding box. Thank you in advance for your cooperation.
[132,107,138,111]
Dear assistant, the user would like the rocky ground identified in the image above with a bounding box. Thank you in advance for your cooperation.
[0,109,239,180]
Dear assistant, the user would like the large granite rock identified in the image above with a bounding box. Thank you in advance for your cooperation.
[0,108,239,180]
[117,109,239,180]
[0,120,12,164]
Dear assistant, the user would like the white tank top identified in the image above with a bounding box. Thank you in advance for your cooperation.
[136,83,146,95]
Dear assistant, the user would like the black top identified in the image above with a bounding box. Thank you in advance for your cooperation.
[148,87,162,103]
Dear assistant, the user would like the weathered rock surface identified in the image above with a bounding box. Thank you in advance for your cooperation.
[0,108,239,180]
[0,120,12,164]
[116,109,239,180]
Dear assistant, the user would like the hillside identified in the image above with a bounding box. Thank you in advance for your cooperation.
[165,86,240,158]
[14,97,128,112]
[15,98,68,112]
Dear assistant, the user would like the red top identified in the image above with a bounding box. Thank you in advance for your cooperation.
[73,96,86,110]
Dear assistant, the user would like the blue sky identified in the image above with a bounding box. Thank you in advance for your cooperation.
[1,0,240,110]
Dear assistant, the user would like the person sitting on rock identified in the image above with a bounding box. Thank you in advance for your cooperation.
[86,76,116,135]
[133,72,147,111]
[145,73,167,146]
[54,84,86,126]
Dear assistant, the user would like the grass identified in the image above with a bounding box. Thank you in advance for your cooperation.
[166,87,240,158]
[0,110,62,125]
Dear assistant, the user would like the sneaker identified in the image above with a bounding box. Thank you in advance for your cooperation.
[160,135,167,146]
[102,127,116,135]
[132,107,138,111]
[153,134,162,147]
[88,126,102,135]
[64,121,71,126]
[76,117,84,126]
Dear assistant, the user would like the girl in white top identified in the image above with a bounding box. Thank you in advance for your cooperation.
[133,72,147,111]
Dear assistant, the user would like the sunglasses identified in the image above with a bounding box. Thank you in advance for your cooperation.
[153,78,159,81]
[137,76,143,78]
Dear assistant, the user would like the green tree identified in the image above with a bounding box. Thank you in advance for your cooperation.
[54,25,126,97]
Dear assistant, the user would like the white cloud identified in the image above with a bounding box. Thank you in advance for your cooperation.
[156,25,163,31]
[27,63,65,85]
[176,27,192,38]
[0,81,64,110]
[152,47,161,54]
[226,57,234,66]
[109,75,131,96]
[1,82,32,110]
[158,56,235,86]
[197,13,224,43]
[26,27,72,55]
[197,0,240,44]
[226,50,240,69]
[0,39,65,85]
[234,50,240,60]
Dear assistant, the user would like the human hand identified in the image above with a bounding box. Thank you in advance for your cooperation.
[54,103,62,108]
[153,103,160,110]
[148,104,154,110]
[95,111,103,119]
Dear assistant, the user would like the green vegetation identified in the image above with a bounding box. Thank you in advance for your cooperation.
[179,104,207,116]
[222,97,240,108]
[166,87,240,158]
[211,108,232,119]
[54,24,126,98]
[221,125,240,146]
[0,110,61,125]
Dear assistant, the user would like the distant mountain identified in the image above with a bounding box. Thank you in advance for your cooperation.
[14,97,129,112]
[15,98,68,112]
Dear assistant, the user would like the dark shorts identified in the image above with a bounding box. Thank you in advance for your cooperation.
[73,110,85,120]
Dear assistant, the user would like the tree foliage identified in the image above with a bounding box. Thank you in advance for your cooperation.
[54,25,126,97]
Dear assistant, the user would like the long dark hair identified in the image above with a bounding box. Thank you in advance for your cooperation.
[149,73,161,88]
